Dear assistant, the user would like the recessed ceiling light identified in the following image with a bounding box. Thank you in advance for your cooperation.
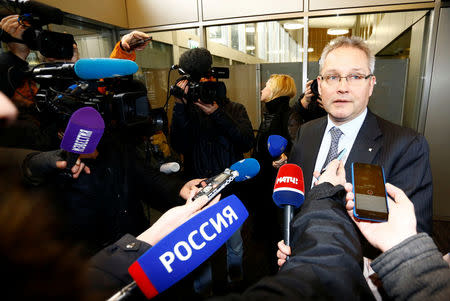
[283,23,304,30]
[245,27,255,33]
[327,28,349,35]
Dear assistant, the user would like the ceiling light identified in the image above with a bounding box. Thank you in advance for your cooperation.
[327,28,349,35]
[245,27,255,33]
[283,23,304,30]
[246,46,256,51]
[307,48,314,52]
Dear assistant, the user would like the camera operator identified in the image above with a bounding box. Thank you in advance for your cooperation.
[0,14,80,150]
[170,47,254,296]
[288,79,326,142]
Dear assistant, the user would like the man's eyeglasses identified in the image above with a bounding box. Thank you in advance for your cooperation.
[320,74,373,86]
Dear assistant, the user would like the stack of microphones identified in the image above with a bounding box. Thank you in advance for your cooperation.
[108,158,260,300]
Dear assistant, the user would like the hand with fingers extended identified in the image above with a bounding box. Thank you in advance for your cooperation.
[137,193,221,246]
[344,182,417,252]
[120,30,151,52]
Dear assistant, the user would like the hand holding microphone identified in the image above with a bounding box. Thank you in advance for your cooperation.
[273,164,305,250]
[109,194,249,300]
[268,135,288,168]
[59,107,105,178]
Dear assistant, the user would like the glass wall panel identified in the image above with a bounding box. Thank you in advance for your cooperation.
[308,11,430,128]
[206,19,304,129]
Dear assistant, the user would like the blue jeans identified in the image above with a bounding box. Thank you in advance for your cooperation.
[194,226,243,293]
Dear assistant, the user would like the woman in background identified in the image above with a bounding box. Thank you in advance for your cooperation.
[249,74,297,274]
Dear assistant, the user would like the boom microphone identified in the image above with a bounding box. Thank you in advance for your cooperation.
[31,58,139,80]
[109,194,249,300]
[267,135,288,160]
[273,164,305,247]
[192,158,260,201]
[60,107,105,171]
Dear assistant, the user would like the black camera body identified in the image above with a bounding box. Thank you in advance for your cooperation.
[32,72,166,137]
[0,0,74,59]
[310,78,320,97]
[169,66,229,105]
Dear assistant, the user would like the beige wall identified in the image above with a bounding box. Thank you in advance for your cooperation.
[310,0,433,11]
[202,0,302,21]
[126,0,199,28]
[38,0,128,28]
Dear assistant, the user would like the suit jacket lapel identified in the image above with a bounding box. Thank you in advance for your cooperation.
[304,118,327,191]
[345,110,383,180]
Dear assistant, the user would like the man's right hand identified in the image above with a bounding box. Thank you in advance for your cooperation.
[0,15,30,60]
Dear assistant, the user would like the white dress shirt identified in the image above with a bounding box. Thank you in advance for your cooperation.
[311,108,368,188]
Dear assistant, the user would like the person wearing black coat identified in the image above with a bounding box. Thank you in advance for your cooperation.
[249,74,297,274]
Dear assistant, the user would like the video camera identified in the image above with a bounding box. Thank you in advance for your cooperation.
[169,47,229,105]
[30,60,167,137]
[0,0,75,59]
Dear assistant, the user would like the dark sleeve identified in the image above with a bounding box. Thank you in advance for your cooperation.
[371,233,450,301]
[209,102,255,153]
[210,183,374,301]
[387,135,433,234]
[135,164,186,210]
[88,234,151,299]
[0,52,29,97]
[169,103,190,154]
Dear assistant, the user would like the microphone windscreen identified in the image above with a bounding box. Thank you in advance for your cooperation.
[159,162,180,174]
[273,164,305,208]
[60,107,105,154]
[230,158,260,182]
[74,58,138,80]
[128,194,248,299]
[267,135,288,158]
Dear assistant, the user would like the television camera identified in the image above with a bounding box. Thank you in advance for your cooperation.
[30,59,168,137]
[0,0,75,59]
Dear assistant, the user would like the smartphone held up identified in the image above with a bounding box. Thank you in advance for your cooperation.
[351,162,389,222]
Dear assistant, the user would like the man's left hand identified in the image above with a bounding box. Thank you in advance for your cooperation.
[195,100,219,115]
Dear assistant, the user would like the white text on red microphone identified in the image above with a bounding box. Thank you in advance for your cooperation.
[276,176,298,185]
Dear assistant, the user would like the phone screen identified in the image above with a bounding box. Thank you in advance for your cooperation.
[353,163,388,221]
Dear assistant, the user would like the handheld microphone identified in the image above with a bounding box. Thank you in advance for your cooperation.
[31,58,139,80]
[273,164,305,247]
[267,135,288,160]
[60,107,105,172]
[109,194,249,300]
[159,162,180,174]
[192,158,260,202]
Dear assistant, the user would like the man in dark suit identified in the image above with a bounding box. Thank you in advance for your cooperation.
[289,36,432,235]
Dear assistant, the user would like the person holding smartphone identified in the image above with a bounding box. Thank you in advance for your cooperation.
[277,179,450,301]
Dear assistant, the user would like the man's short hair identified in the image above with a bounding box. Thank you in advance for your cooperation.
[267,74,297,100]
[319,36,375,74]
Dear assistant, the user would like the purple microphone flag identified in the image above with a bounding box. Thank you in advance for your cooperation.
[60,107,105,154]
